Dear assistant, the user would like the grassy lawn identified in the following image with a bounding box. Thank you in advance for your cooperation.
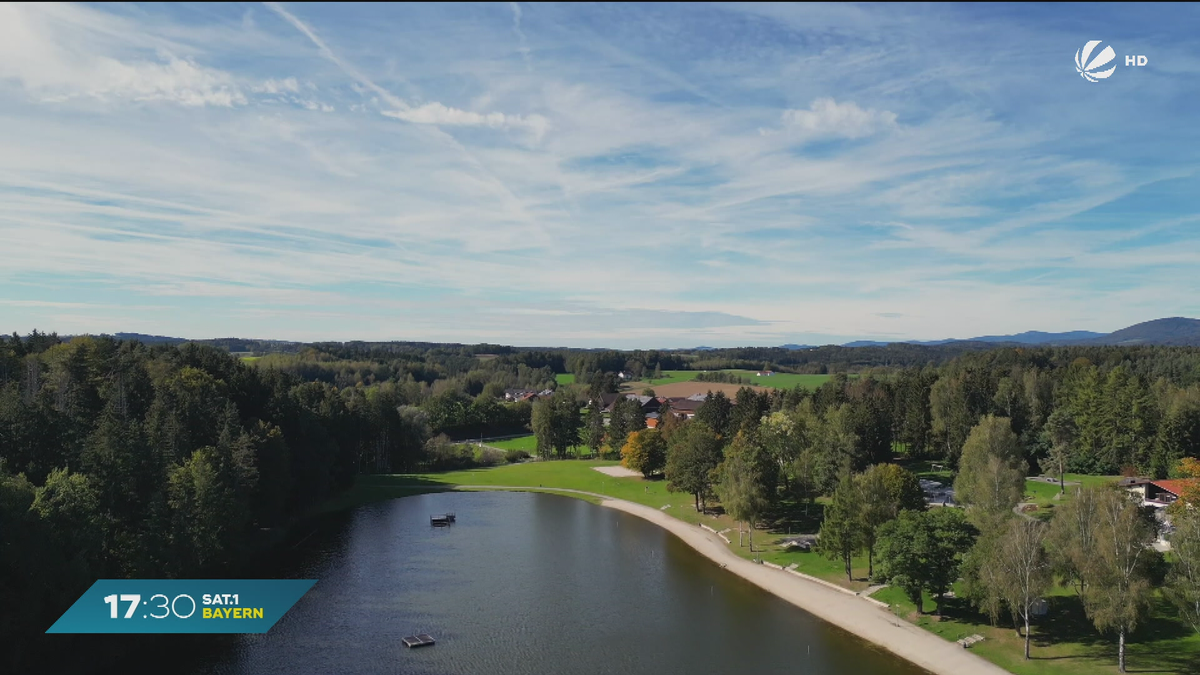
[898,458,954,483]
[1063,473,1121,488]
[555,373,575,385]
[1023,481,1068,515]
[1024,476,1120,507]
[627,371,702,389]
[343,460,703,515]
[487,435,538,452]
[872,582,1200,675]
[723,370,846,390]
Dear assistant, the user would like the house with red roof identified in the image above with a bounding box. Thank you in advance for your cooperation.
[1143,479,1188,508]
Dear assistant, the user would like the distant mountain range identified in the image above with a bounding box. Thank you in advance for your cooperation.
[32,317,1200,352]
[807,317,1200,349]
[111,332,188,345]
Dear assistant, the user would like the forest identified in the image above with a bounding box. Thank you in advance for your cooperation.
[2,331,1200,672]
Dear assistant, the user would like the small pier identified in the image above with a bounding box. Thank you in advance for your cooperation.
[429,513,456,527]
[402,634,436,648]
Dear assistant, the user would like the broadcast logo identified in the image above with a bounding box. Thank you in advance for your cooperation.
[1075,40,1148,83]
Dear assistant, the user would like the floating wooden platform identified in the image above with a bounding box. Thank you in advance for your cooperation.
[429,513,456,526]
[402,634,436,648]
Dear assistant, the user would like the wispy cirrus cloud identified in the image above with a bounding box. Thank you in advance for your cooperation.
[1,3,1198,346]
[778,98,898,139]
[382,104,549,138]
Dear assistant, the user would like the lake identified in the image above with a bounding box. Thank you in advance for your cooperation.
[186,491,927,675]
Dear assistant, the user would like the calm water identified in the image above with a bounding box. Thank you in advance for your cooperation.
[186,492,927,675]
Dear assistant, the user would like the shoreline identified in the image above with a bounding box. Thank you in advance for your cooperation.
[458,485,1010,675]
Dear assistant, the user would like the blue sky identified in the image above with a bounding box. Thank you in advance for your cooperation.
[1,3,1199,348]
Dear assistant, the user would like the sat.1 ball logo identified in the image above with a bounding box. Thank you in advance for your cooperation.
[1075,40,1116,82]
[1075,40,1149,83]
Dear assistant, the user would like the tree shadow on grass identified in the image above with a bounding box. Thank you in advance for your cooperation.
[358,473,460,491]
[760,500,826,535]
[1023,595,1199,674]
[1029,595,1110,649]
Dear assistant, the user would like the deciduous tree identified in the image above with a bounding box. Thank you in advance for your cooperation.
[1086,489,1158,673]
[858,463,926,577]
[665,421,722,512]
[876,507,976,613]
[714,431,770,551]
[999,519,1052,659]
[1165,508,1200,634]
[621,429,667,478]
[954,415,1027,532]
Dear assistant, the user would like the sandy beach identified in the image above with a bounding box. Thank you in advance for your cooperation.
[592,465,643,478]
[460,485,1010,675]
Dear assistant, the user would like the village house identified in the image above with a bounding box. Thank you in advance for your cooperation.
[662,395,705,419]
[1118,476,1153,499]
[1142,480,1187,509]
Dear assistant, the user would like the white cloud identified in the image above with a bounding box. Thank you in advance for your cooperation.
[780,98,897,139]
[510,2,532,70]
[1,4,1197,346]
[0,4,247,107]
[382,103,548,138]
[253,77,301,94]
[266,3,546,140]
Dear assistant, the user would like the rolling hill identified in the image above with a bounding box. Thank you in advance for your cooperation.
[1088,317,1200,346]
[821,318,1200,348]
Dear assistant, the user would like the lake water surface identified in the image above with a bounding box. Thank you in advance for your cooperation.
[187,491,928,675]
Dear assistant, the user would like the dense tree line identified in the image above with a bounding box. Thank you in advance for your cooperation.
[519,362,1199,673]
[694,371,753,385]
[6,331,1200,673]
[0,332,540,671]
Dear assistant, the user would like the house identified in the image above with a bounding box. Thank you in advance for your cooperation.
[629,395,661,413]
[756,370,774,377]
[590,393,622,412]
[1119,476,1153,500]
[646,412,660,428]
[617,371,634,380]
[665,397,704,419]
[1144,480,1188,509]
[504,388,536,402]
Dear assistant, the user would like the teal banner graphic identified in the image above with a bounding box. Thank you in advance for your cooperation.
[46,579,317,634]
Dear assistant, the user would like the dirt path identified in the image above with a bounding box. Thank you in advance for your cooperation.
[457,485,1010,675]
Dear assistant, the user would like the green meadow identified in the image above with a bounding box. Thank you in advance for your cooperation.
[723,370,850,389]
[486,434,539,452]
